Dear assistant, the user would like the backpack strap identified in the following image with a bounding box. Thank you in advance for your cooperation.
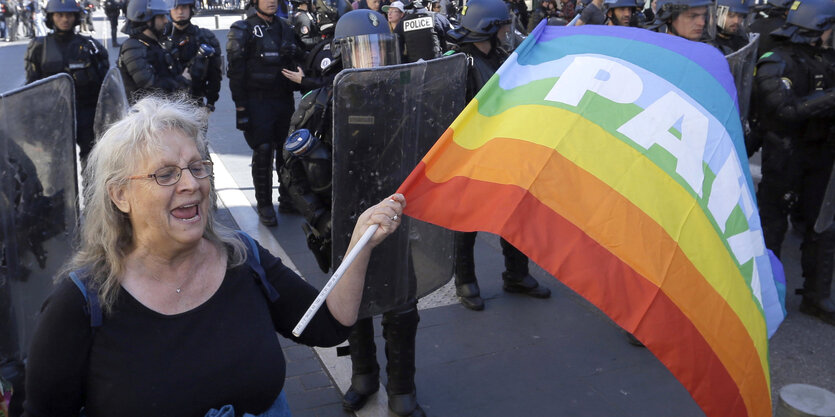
[69,269,103,329]
[236,231,280,302]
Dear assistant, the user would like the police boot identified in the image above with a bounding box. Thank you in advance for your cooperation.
[453,231,484,311]
[382,306,425,417]
[252,144,277,227]
[500,239,551,298]
[342,318,380,412]
[799,227,835,325]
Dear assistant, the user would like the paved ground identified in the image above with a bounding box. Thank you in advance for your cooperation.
[2,9,834,416]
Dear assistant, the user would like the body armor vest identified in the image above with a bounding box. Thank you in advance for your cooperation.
[401,12,440,63]
[41,34,102,102]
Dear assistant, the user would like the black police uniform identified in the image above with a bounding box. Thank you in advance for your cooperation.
[280,12,423,411]
[103,0,124,46]
[227,13,304,220]
[118,31,190,102]
[452,42,551,310]
[291,8,320,51]
[297,38,335,93]
[395,9,444,62]
[24,30,108,163]
[754,42,835,322]
[163,21,222,109]
[749,11,786,59]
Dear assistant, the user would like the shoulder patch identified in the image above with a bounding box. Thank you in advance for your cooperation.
[759,51,773,60]
[780,77,792,89]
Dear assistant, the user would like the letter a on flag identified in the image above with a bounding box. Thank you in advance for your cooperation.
[397,23,787,417]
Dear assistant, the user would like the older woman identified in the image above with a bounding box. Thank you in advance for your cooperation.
[22,96,405,417]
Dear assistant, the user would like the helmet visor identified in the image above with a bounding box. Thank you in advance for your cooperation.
[338,33,401,69]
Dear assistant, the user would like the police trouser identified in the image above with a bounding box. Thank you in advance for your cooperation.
[454,232,530,285]
[77,102,96,168]
[347,302,420,396]
[757,131,802,258]
[243,95,294,209]
[106,11,119,42]
[798,141,835,301]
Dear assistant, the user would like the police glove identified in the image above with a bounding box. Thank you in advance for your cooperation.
[236,108,249,131]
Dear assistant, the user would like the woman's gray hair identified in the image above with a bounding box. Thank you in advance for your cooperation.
[60,95,246,312]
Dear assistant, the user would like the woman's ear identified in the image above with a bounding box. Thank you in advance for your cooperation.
[108,183,131,214]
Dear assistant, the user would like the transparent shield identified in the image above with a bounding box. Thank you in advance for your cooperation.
[94,68,130,141]
[725,32,759,119]
[0,74,79,357]
[332,53,467,317]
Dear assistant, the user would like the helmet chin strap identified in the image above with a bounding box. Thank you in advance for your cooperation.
[173,17,191,25]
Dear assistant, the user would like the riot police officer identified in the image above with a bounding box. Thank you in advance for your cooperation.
[712,0,752,54]
[118,0,190,102]
[395,0,445,62]
[163,0,222,111]
[603,0,639,26]
[649,0,712,42]
[227,0,305,226]
[103,0,124,47]
[447,0,551,311]
[290,0,320,51]
[24,0,109,165]
[281,10,426,416]
[282,0,351,93]
[749,0,791,59]
[753,0,835,325]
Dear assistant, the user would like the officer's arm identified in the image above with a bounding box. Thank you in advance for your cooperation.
[120,39,158,90]
[204,29,223,106]
[226,21,249,108]
[91,39,110,79]
[23,38,43,84]
[755,53,835,121]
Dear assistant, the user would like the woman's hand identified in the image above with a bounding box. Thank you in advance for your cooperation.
[281,66,305,84]
[350,193,406,248]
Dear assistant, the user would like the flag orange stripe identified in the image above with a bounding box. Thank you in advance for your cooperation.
[400,166,750,417]
[399,143,770,417]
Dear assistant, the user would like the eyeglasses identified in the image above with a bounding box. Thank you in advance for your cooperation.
[128,160,214,186]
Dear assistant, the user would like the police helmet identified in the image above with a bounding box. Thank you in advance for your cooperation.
[604,0,638,9]
[716,0,752,14]
[766,0,793,9]
[173,0,196,6]
[45,0,81,29]
[127,0,171,22]
[332,9,400,68]
[784,0,835,32]
[447,0,511,43]
[654,0,711,23]
[316,0,352,33]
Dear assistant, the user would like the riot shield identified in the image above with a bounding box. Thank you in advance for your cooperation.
[332,54,467,318]
[0,74,78,359]
[94,67,130,141]
[725,32,759,120]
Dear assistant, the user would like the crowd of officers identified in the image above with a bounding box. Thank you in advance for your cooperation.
[13,0,835,414]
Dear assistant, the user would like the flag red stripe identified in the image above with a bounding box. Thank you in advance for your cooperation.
[400,165,751,417]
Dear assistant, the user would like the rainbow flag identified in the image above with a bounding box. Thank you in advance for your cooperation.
[398,23,787,417]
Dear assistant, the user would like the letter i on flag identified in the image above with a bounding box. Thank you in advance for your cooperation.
[397,22,787,417]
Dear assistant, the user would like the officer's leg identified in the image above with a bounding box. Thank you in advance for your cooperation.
[757,132,797,258]
[245,98,278,226]
[108,14,119,47]
[500,238,551,298]
[798,146,835,325]
[453,231,484,310]
[799,225,835,325]
[76,104,96,170]
[251,142,277,226]
[382,303,425,417]
[342,317,380,411]
[272,101,297,214]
